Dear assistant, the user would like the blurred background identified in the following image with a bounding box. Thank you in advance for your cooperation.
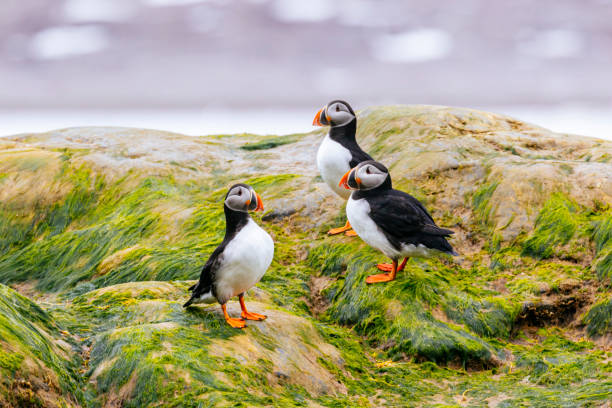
[1,0,611,138]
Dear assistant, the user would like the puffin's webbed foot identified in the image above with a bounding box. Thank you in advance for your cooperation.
[238,293,266,321]
[365,273,396,284]
[377,258,408,272]
[241,311,267,321]
[344,229,358,237]
[376,263,394,272]
[366,259,403,284]
[226,317,246,328]
[222,303,246,329]
[328,220,354,236]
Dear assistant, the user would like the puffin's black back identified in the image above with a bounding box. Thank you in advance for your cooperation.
[353,176,456,256]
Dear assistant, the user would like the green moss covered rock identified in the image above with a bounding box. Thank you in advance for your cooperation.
[0,284,81,407]
[65,281,347,407]
[0,105,611,406]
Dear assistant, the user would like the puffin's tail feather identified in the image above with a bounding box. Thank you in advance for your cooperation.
[420,234,457,256]
[422,224,454,236]
[184,283,215,308]
[183,296,195,308]
[441,238,457,256]
[184,282,198,307]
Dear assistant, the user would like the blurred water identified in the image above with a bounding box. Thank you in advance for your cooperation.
[1,1,611,110]
[0,109,315,137]
[1,105,611,140]
[491,104,612,140]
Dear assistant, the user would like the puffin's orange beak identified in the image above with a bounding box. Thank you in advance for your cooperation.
[312,108,323,126]
[339,169,351,189]
[255,193,264,211]
[339,168,361,189]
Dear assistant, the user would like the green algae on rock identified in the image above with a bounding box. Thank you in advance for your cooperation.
[0,105,611,407]
[0,284,82,407]
[307,239,512,368]
[584,296,612,338]
[64,281,349,407]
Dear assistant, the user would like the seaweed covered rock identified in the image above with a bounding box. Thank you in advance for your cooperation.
[0,284,81,407]
[355,106,612,242]
[0,105,611,406]
[307,240,516,368]
[66,281,346,407]
[583,296,612,343]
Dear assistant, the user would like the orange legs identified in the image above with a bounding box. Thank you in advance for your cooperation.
[221,303,245,329]
[328,220,357,236]
[366,259,403,284]
[377,257,408,272]
[239,293,267,321]
[220,295,267,328]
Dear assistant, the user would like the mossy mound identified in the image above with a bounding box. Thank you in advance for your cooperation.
[584,296,612,338]
[307,240,514,368]
[1,106,611,406]
[0,284,81,407]
[61,281,347,407]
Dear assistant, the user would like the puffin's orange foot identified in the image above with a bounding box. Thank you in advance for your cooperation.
[328,221,352,235]
[365,273,395,284]
[241,311,267,321]
[376,263,394,272]
[328,226,350,235]
[225,317,246,329]
[377,258,408,273]
[344,229,358,237]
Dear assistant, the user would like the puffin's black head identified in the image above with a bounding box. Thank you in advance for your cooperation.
[339,160,390,191]
[312,100,356,128]
[224,183,264,213]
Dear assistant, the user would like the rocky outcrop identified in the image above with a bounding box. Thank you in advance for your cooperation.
[0,105,611,407]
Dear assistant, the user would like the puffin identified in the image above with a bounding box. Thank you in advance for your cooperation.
[312,100,373,236]
[339,160,457,284]
[183,183,274,328]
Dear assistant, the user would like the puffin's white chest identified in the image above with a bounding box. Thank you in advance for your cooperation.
[316,134,352,199]
[215,219,274,303]
[346,197,399,258]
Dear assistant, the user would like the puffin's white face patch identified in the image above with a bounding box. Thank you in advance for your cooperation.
[356,163,388,190]
[327,102,354,127]
[225,185,251,212]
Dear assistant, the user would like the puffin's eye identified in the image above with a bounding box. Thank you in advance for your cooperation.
[366,167,371,174]
[238,190,242,196]
[336,104,340,112]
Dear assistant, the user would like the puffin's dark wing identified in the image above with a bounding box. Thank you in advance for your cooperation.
[368,190,455,253]
[348,148,374,168]
[183,244,225,307]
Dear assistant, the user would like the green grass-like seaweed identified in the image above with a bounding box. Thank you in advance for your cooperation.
[1,126,611,407]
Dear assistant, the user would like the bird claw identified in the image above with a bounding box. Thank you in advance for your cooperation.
[376,263,394,272]
[344,229,358,237]
[241,311,267,321]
